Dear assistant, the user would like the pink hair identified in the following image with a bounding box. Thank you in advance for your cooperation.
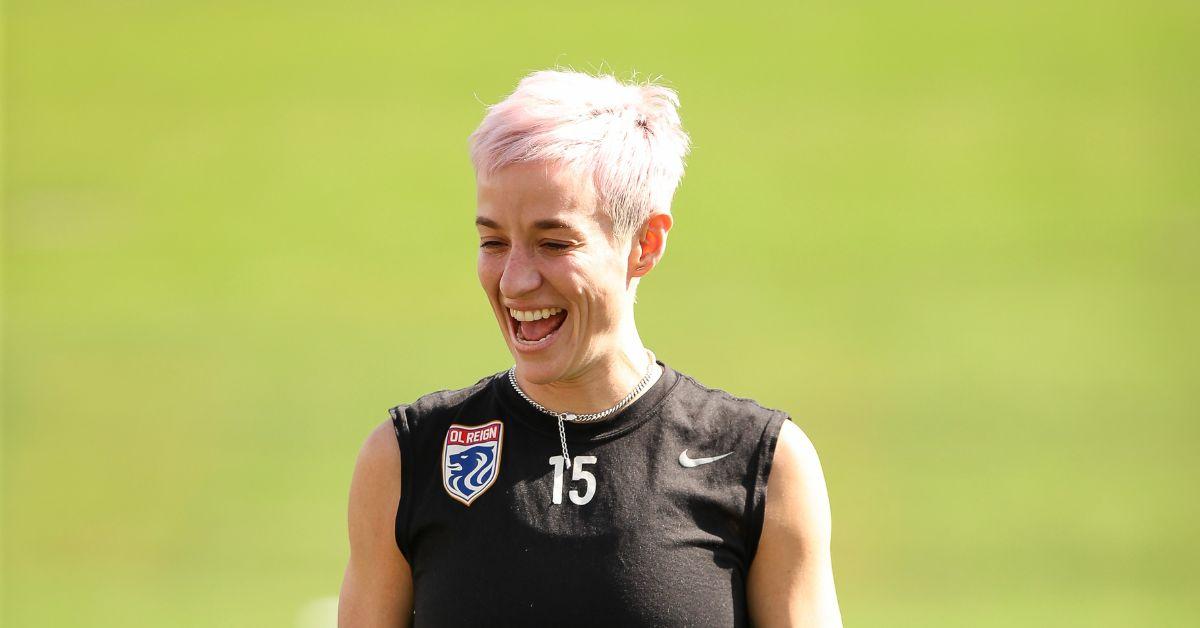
[468,70,691,240]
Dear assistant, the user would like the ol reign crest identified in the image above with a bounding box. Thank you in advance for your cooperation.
[442,420,504,506]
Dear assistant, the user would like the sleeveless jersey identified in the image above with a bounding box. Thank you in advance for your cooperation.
[388,358,788,627]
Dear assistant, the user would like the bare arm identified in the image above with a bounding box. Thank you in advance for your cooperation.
[747,419,843,627]
[339,420,413,627]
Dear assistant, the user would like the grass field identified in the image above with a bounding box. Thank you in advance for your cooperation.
[4,1,1198,626]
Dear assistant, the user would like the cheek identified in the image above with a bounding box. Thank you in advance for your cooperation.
[477,254,502,289]
[560,258,626,309]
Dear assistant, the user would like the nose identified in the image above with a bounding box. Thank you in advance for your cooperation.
[499,246,542,298]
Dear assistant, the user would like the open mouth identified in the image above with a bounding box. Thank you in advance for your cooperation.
[509,306,568,347]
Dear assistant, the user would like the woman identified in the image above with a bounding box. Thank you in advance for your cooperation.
[339,70,842,627]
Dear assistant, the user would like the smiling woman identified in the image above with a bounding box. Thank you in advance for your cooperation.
[338,70,843,627]
[475,161,655,378]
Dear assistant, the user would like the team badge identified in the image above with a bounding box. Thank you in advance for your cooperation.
[442,420,504,506]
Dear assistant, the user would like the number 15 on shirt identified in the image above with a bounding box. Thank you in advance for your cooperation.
[548,455,597,505]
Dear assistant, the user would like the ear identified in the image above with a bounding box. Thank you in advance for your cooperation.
[629,212,673,279]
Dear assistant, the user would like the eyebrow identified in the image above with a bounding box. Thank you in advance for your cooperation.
[475,216,578,231]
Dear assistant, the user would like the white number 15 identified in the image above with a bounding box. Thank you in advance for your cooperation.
[548,455,597,505]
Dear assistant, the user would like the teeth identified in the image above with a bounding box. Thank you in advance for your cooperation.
[508,307,563,321]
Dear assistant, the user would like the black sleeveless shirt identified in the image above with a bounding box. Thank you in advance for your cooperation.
[388,358,788,627]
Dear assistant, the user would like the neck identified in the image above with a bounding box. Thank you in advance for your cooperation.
[516,329,656,415]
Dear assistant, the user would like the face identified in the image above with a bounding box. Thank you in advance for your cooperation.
[476,161,636,385]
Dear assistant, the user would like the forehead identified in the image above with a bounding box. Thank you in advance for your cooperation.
[475,161,609,232]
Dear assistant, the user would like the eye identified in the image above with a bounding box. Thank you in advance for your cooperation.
[541,241,572,251]
[479,240,507,250]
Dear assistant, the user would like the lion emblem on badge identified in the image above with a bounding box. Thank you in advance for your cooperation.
[446,445,496,496]
[442,421,503,506]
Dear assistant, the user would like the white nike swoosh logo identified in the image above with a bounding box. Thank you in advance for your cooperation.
[679,449,733,468]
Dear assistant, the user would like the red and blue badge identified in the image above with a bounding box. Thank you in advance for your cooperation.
[442,420,504,506]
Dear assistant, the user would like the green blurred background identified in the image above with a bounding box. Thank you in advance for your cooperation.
[4,0,1198,626]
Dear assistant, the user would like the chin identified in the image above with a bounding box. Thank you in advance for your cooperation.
[498,305,574,383]
[508,342,573,382]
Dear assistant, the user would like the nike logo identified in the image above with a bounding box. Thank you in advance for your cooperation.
[679,449,733,468]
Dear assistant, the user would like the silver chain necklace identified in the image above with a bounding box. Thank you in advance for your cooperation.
[507,349,659,468]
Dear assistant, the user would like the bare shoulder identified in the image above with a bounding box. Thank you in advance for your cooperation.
[747,418,842,627]
[764,419,832,544]
[340,419,412,626]
[772,421,826,499]
[355,419,403,485]
[347,419,403,545]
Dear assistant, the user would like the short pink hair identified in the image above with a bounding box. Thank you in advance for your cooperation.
[468,70,691,240]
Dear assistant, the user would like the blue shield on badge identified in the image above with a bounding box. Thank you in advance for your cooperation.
[442,420,504,506]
